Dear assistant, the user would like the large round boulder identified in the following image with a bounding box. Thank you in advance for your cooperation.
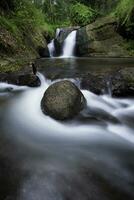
[41,80,86,120]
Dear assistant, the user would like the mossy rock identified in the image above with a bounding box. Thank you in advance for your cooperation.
[41,80,86,120]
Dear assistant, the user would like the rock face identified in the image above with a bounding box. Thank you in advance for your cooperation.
[76,16,129,57]
[41,80,86,120]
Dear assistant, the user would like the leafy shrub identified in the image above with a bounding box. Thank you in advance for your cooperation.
[114,0,134,39]
[70,3,98,26]
[115,0,134,25]
[13,1,44,31]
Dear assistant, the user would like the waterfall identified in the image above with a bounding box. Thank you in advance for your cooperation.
[56,28,61,38]
[47,29,77,58]
[47,28,61,57]
[48,39,55,57]
[61,30,77,58]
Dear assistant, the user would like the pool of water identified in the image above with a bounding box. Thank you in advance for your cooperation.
[0,58,134,200]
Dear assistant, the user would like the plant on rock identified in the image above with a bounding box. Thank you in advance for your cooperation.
[70,2,98,26]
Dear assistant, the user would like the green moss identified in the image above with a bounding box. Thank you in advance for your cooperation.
[0,15,19,37]
[0,57,33,73]
[0,0,55,59]
[123,40,134,56]
[70,3,98,26]
[114,0,134,25]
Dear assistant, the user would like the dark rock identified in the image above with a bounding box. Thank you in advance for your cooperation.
[81,68,134,97]
[0,73,41,87]
[76,16,130,57]
[111,67,134,97]
[81,73,109,95]
[18,74,41,87]
[38,46,50,58]
[53,39,62,57]
[41,80,86,120]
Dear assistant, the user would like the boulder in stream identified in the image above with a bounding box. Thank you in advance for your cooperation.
[41,80,86,120]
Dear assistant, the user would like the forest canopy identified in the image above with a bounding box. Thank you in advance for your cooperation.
[0,0,134,37]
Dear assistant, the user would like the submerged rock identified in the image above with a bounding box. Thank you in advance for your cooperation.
[0,87,13,93]
[41,80,86,120]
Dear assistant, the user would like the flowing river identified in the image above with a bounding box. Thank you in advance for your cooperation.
[0,57,134,200]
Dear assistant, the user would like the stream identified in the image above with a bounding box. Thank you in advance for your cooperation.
[0,58,134,200]
[0,29,134,200]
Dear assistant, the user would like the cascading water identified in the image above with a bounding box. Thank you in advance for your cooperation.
[0,70,134,200]
[47,28,61,57]
[56,28,61,38]
[47,29,77,58]
[61,30,77,58]
[48,39,55,57]
[1,72,133,143]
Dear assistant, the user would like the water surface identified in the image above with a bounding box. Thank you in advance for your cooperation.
[0,58,134,200]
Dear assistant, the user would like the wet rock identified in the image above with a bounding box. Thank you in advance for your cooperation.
[54,39,62,57]
[81,73,109,95]
[81,67,134,97]
[17,74,41,87]
[111,67,134,97]
[0,73,41,87]
[41,80,86,120]
[38,46,50,58]
[76,16,129,57]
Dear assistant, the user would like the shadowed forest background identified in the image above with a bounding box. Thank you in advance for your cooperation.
[0,1,134,200]
[0,0,134,66]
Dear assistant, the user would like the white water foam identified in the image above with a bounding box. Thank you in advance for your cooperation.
[1,73,133,144]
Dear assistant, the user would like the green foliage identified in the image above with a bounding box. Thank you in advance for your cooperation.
[0,0,55,58]
[43,0,70,25]
[0,0,55,36]
[70,3,97,26]
[124,40,134,55]
[13,1,45,32]
[0,16,18,36]
[115,0,134,25]
[114,0,134,39]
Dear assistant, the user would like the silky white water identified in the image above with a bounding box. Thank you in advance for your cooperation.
[56,28,61,38]
[47,29,77,58]
[1,73,134,144]
[0,71,134,200]
[48,39,55,57]
[61,30,77,58]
